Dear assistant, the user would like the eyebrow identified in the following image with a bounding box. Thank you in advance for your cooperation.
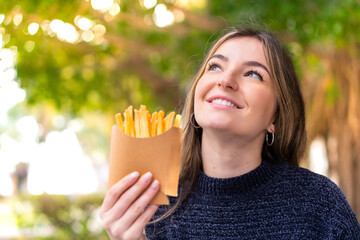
[243,61,271,77]
[208,54,229,62]
[208,54,271,77]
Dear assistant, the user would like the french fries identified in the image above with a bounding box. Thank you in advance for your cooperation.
[173,114,181,128]
[115,105,181,137]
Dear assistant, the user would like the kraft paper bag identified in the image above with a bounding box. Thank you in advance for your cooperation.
[108,125,182,205]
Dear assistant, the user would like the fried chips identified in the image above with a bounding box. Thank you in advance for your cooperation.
[115,105,181,137]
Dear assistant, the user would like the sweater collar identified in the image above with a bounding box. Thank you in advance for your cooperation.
[194,160,285,195]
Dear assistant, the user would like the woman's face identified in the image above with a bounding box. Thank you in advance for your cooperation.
[194,37,277,140]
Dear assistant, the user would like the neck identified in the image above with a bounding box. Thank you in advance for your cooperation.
[201,129,263,178]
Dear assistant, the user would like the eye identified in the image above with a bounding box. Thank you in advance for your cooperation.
[207,61,222,71]
[246,70,264,81]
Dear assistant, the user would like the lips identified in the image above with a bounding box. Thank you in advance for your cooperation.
[206,95,243,109]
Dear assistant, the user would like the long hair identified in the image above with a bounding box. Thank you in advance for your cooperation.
[154,27,306,222]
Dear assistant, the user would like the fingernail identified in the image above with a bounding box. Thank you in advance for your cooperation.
[150,180,159,190]
[130,171,140,179]
[143,172,152,182]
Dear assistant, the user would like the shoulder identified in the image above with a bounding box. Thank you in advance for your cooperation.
[277,163,360,236]
[280,164,344,199]
[278,163,346,205]
[268,161,349,210]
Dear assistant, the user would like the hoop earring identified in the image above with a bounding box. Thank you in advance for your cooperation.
[190,113,201,129]
[266,132,274,146]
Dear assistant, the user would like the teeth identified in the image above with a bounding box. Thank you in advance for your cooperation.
[212,99,237,108]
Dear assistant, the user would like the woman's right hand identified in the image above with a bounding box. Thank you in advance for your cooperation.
[99,171,160,240]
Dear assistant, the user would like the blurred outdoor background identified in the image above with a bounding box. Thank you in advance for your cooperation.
[0,0,359,238]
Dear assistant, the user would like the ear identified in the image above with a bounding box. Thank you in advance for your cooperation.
[266,117,276,133]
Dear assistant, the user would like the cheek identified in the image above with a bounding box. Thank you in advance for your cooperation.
[193,77,215,120]
[247,88,277,118]
[193,85,200,108]
[193,81,203,113]
[194,78,208,102]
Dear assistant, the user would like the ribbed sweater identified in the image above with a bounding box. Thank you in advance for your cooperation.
[145,160,360,239]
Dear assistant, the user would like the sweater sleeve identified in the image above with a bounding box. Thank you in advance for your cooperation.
[325,179,360,239]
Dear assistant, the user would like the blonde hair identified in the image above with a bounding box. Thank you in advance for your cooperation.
[154,27,306,222]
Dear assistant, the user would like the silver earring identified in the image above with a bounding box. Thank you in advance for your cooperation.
[266,132,274,146]
[190,113,201,129]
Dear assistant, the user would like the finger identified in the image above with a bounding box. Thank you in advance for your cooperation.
[101,171,140,213]
[105,172,154,224]
[127,204,159,238]
[108,205,158,239]
[120,179,160,230]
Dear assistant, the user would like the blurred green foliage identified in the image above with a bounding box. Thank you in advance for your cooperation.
[2,0,359,115]
[13,194,108,239]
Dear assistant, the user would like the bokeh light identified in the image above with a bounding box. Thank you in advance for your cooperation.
[91,0,114,11]
[0,48,15,70]
[75,16,94,31]
[142,0,157,9]
[93,24,106,36]
[13,13,23,26]
[24,40,35,52]
[0,14,5,24]
[63,23,79,43]
[175,0,207,9]
[109,3,121,16]
[153,4,174,28]
[40,20,50,32]
[81,30,94,42]
[49,19,64,34]
[49,19,79,43]
[28,23,39,35]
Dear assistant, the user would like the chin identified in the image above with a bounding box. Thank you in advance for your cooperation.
[199,118,233,131]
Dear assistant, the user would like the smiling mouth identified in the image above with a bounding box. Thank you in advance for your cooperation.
[209,98,241,109]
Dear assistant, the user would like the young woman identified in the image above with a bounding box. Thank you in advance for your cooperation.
[100,28,360,239]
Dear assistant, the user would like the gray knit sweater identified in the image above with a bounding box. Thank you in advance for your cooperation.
[145,160,360,239]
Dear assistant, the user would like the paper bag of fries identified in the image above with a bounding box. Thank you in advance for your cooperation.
[108,105,182,205]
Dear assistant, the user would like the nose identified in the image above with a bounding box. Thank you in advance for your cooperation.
[217,73,239,91]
